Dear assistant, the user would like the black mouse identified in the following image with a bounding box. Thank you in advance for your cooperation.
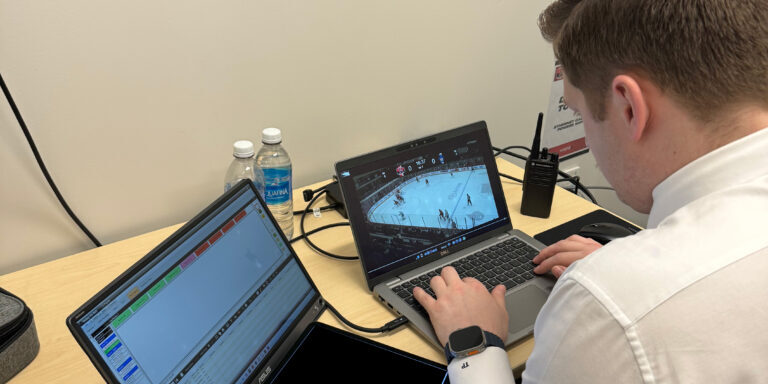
[577,222,639,245]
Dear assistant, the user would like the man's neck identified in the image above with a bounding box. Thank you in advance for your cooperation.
[705,105,768,149]
[638,103,768,213]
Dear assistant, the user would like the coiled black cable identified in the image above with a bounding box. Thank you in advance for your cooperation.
[298,183,357,260]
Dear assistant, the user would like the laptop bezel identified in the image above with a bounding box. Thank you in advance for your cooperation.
[334,121,514,291]
[66,179,325,384]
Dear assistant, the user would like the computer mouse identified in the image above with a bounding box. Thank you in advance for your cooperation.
[577,222,639,245]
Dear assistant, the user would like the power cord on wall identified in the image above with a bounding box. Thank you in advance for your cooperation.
[0,73,102,247]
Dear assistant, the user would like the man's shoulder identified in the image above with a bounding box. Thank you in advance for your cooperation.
[559,230,673,326]
[564,209,764,326]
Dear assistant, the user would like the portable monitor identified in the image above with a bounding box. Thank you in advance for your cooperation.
[67,180,448,383]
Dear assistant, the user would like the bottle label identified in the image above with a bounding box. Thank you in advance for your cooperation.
[263,168,292,205]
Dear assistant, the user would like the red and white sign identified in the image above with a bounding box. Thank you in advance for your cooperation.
[543,61,588,160]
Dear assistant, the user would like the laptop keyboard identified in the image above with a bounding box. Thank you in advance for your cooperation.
[391,237,540,318]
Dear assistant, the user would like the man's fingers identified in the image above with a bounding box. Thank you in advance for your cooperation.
[491,285,507,309]
[533,251,584,274]
[533,235,594,263]
[533,238,576,263]
[440,266,462,285]
[462,276,484,289]
[552,265,566,278]
[430,274,447,296]
[413,287,436,311]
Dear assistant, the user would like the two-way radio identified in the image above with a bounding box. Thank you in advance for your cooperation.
[520,113,560,218]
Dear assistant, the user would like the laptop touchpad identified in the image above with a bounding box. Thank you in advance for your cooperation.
[505,285,548,334]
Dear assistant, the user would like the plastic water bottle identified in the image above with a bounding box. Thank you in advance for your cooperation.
[224,140,264,196]
[256,128,294,239]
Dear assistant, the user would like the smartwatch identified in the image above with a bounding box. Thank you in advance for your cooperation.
[444,325,504,364]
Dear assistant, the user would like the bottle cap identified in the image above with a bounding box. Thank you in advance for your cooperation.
[232,140,255,158]
[262,127,282,144]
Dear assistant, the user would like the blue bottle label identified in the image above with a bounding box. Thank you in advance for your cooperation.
[263,168,291,205]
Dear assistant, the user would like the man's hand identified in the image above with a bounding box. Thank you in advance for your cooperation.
[533,235,602,278]
[413,266,508,347]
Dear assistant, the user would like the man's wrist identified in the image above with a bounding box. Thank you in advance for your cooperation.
[444,326,504,364]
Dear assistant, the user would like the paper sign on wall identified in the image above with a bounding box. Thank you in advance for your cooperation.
[542,61,588,160]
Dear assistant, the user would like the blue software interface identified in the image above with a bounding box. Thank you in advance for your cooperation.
[75,186,316,383]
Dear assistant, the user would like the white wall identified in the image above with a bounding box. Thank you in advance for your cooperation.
[0,0,646,274]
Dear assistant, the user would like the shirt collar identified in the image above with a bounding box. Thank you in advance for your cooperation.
[648,127,768,228]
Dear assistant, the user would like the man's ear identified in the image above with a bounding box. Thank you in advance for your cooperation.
[610,75,649,142]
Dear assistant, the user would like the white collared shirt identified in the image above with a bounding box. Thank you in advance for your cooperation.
[449,127,768,383]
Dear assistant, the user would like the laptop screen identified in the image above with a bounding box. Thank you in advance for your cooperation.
[336,122,511,284]
[69,182,319,384]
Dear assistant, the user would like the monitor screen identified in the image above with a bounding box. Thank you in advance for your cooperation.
[72,185,318,384]
[337,125,510,282]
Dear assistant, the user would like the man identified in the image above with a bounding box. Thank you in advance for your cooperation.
[414,1,768,382]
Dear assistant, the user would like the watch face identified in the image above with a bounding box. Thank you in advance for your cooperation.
[449,326,484,352]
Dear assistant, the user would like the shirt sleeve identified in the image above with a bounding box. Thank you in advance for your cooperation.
[447,346,515,384]
[522,275,643,384]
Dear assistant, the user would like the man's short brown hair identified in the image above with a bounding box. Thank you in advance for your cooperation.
[539,0,768,122]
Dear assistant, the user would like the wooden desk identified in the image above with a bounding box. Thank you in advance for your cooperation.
[0,159,601,383]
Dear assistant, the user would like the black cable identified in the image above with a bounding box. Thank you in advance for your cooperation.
[557,170,597,204]
[290,222,350,243]
[325,300,409,333]
[299,185,358,260]
[491,145,531,160]
[292,203,340,216]
[492,145,530,161]
[584,186,615,191]
[499,173,523,183]
[0,73,102,247]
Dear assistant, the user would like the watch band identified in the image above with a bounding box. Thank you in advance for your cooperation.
[444,329,504,364]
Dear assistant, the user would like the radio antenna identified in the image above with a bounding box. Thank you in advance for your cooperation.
[531,112,544,157]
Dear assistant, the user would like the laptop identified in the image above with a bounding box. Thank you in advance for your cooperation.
[335,121,555,348]
[67,179,449,383]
